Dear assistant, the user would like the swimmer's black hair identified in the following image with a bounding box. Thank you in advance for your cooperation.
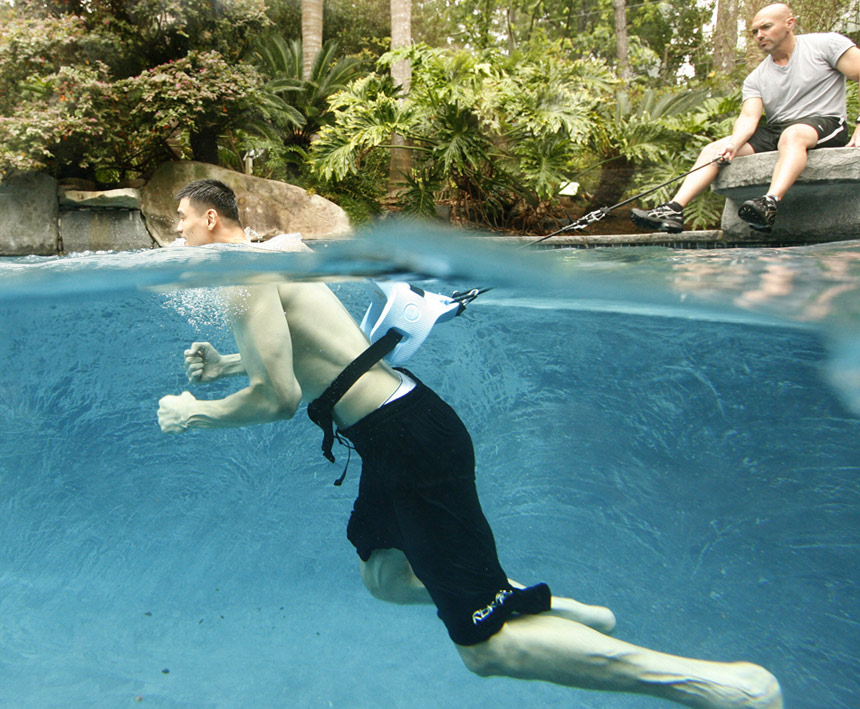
[176,179,241,225]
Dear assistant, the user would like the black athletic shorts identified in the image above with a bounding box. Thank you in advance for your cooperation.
[748,115,849,153]
[340,371,551,646]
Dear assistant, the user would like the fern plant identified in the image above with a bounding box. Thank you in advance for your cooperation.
[310,43,614,230]
[627,89,741,230]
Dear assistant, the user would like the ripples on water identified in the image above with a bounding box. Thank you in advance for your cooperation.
[3,225,859,410]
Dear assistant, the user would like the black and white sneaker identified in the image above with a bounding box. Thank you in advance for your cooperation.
[630,203,684,234]
[738,195,779,232]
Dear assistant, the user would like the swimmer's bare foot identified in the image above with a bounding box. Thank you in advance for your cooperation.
[549,595,617,634]
[664,661,782,709]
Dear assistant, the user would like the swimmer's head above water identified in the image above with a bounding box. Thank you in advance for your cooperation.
[175,179,246,247]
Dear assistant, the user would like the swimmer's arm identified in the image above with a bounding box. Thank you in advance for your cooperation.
[218,353,245,375]
[159,285,301,432]
[184,342,245,382]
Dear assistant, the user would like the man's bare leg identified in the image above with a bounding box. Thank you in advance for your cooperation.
[672,138,756,207]
[360,548,432,604]
[360,549,616,633]
[766,124,818,199]
[508,578,616,634]
[457,614,782,709]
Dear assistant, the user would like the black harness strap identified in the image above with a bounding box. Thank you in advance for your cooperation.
[307,328,404,469]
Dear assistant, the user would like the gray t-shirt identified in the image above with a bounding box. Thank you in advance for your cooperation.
[742,32,856,123]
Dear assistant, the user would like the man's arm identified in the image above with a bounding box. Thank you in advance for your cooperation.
[836,46,860,147]
[184,342,246,382]
[158,285,302,433]
[718,98,764,161]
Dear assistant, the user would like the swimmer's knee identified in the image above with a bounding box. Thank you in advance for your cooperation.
[358,559,382,598]
[359,552,392,601]
[458,642,499,677]
[359,549,423,603]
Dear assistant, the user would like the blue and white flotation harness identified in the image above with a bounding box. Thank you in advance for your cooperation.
[359,282,485,366]
[308,281,488,478]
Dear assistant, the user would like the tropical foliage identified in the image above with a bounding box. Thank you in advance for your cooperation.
[0,18,264,180]
[0,2,269,180]
[2,0,858,228]
[308,41,745,230]
[251,36,367,151]
[311,43,618,229]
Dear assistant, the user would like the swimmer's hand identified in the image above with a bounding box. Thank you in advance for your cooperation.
[158,391,196,433]
[185,342,226,383]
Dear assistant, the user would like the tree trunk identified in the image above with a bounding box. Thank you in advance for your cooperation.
[742,0,763,71]
[388,0,412,196]
[713,0,738,76]
[584,156,635,214]
[302,0,324,80]
[612,0,631,84]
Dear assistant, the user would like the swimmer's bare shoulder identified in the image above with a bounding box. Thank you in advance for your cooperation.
[275,282,367,348]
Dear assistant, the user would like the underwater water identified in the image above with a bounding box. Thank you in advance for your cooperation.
[1,228,859,708]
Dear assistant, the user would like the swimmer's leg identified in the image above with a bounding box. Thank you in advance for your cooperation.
[457,614,782,709]
[508,579,616,634]
[547,594,617,634]
[359,548,432,604]
[360,551,616,634]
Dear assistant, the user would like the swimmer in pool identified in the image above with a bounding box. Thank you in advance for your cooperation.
[157,179,783,708]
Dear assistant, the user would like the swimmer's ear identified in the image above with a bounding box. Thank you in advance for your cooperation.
[206,209,218,231]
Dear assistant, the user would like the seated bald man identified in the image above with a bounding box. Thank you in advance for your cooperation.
[631,3,860,233]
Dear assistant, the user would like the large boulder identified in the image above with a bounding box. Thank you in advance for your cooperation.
[0,172,59,256]
[140,161,352,246]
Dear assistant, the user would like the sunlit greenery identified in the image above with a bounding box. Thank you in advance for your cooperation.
[310,43,618,228]
[1,0,858,229]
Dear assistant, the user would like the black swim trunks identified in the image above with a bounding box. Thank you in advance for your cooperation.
[339,371,551,646]
[748,115,849,153]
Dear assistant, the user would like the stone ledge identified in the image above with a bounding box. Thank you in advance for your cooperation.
[713,147,860,191]
[473,230,758,248]
[1,164,352,255]
[712,146,860,243]
[59,187,142,209]
[60,209,155,253]
[480,230,726,248]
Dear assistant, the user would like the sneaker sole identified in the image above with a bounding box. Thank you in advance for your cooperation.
[737,203,773,232]
[630,211,683,234]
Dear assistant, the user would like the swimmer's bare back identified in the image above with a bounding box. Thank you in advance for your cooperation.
[274,282,401,427]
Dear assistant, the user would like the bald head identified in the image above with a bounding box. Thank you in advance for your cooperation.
[753,3,794,24]
[750,3,796,57]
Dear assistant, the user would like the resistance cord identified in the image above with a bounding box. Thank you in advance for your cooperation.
[523,157,727,249]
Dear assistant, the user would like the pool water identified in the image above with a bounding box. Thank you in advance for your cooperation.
[1,228,859,708]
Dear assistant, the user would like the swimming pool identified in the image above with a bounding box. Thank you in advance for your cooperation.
[1,228,858,707]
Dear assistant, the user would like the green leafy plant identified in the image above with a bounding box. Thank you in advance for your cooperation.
[310,43,615,230]
[0,2,269,181]
[628,90,740,230]
[234,36,369,182]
